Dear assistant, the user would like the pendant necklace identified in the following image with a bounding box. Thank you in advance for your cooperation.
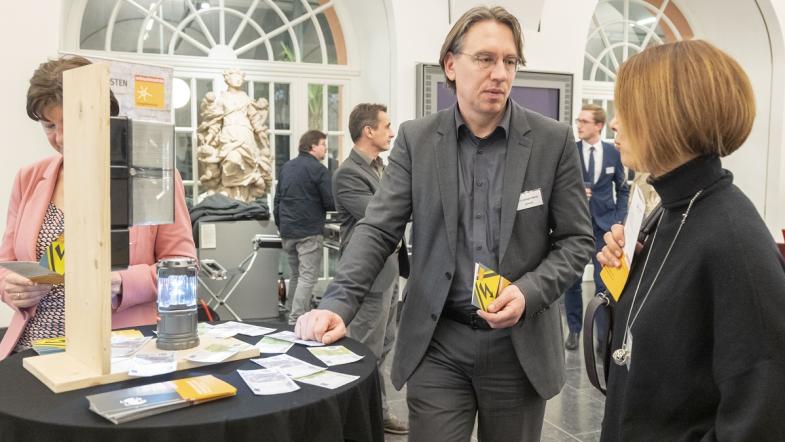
[612,189,703,368]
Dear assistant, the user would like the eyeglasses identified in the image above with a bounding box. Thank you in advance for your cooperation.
[456,52,521,73]
[574,118,597,125]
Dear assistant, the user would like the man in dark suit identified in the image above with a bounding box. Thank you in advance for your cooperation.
[564,104,629,350]
[296,6,593,440]
[331,103,409,435]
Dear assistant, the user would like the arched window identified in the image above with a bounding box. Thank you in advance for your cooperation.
[582,0,693,138]
[69,0,352,204]
[79,0,346,64]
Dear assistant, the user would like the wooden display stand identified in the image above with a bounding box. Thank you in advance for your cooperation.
[22,64,258,394]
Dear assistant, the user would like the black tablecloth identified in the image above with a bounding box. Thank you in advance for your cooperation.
[0,322,383,442]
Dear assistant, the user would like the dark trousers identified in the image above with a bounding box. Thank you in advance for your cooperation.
[565,224,607,333]
[406,318,546,441]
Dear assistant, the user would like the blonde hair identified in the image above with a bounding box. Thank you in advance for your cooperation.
[615,40,754,174]
[439,6,525,91]
[581,103,606,125]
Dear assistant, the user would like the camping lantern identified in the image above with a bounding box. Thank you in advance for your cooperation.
[155,257,199,350]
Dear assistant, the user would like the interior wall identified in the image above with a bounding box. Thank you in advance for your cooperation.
[676,0,774,225]
[334,0,393,160]
[759,0,785,239]
[0,1,63,327]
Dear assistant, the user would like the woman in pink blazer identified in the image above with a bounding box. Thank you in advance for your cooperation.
[0,56,196,360]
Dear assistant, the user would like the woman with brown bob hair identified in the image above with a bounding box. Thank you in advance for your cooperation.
[597,40,785,440]
[0,55,196,360]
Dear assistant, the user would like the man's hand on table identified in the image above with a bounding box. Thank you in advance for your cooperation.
[295,309,346,345]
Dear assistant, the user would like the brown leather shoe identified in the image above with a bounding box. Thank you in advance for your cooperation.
[383,415,409,435]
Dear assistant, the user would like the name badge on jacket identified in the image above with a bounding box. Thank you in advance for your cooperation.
[605,166,615,174]
[517,189,543,211]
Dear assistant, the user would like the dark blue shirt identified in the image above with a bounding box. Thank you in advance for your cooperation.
[445,102,511,314]
[274,152,335,239]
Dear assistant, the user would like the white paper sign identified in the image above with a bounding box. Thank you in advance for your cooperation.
[186,341,251,363]
[111,336,152,358]
[295,370,360,389]
[200,223,217,249]
[84,55,173,124]
[252,354,326,378]
[623,187,646,268]
[255,336,295,354]
[268,330,325,347]
[238,368,300,395]
[128,352,177,377]
[517,189,544,211]
[308,346,364,366]
[212,321,276,337]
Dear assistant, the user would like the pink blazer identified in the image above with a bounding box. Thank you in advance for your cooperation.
[0,155,196,360]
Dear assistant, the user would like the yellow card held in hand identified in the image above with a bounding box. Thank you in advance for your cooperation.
[471,263,511,311]
[37,233,65,279]
[600,253,630,301]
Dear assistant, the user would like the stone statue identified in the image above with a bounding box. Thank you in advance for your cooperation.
[196,68,273,202]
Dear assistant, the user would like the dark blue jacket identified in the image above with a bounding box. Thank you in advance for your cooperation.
[274,152,335,239]
[577,141,629,231]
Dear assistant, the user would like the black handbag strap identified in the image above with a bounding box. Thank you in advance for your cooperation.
[583,292,612,395]
[581,203,664,395]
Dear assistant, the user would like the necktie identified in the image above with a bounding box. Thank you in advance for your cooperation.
[588,146,596,184]
[372,158,383,179]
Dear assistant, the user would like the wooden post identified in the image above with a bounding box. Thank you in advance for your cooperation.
[23,63,259,393]
[62,64,113,373]
[23,63,113,389]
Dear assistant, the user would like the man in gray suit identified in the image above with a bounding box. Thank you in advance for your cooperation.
[296,6,593,440]
[332,103,408,435]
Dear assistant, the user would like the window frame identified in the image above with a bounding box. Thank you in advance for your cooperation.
[581,0,694,140]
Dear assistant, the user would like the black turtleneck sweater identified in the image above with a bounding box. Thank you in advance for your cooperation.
[601,155,785,441]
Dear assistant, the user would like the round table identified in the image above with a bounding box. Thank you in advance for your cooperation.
[0,322,383,442]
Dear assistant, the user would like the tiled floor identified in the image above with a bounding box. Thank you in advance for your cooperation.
[383,282,605,442]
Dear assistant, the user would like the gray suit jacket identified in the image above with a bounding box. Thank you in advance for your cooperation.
[333,149,382,255]
[332,149,398,292]
[319,101,594,398]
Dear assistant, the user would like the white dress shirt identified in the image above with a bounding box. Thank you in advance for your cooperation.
[581,140,603,184]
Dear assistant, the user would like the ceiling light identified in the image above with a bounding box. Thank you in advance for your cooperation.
[172,78,191,109]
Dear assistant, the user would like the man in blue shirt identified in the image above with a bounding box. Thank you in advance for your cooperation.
[274,130,335,324]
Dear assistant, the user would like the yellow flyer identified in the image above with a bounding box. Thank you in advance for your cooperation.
[44,234,65,274]
[172,375,237,402]
[600,255,630,301]
[471,263,511,311]
[112,329,144,339]
[600,188,646,301]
